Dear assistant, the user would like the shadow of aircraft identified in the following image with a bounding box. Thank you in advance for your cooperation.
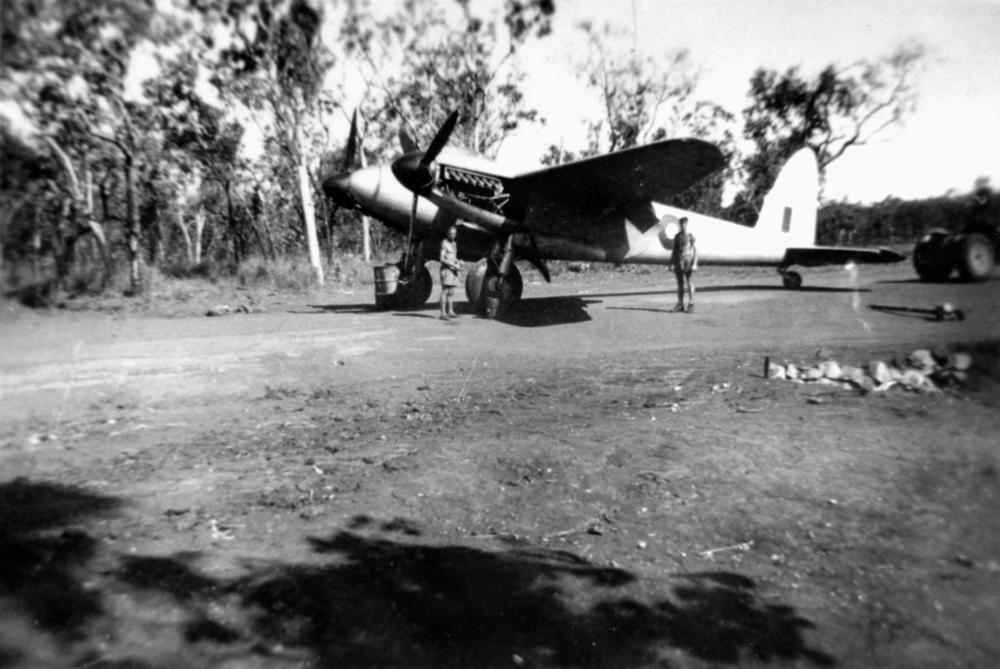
[302,302,381,314]
[580,285,869,300]
[490,296,597,327]
[112,515,834,668]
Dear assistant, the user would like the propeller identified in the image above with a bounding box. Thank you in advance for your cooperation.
[343,109,358,170]
[392,110,460,264]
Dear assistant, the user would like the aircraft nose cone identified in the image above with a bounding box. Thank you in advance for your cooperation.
[322,173,355,208]
[391,152,435,192]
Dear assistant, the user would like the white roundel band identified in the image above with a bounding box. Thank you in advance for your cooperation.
[657,214,681,250]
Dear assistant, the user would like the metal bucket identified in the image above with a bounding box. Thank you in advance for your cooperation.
[373,264,400,307]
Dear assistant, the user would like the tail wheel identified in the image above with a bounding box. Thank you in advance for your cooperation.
[956,232,995,282]
[781,270,803,290]
[913,234,954,282]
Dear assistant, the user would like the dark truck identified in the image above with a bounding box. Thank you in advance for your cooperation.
[912,180,998,282]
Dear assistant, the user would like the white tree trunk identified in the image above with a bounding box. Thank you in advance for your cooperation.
[358,147,372,261]
[176,206,193,263]
[297,154,324,285]
[194,209,204,265]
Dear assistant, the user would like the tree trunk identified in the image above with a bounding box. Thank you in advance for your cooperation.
[43,139,111,291]
[176,205,193,263]
[225,179,240,271]
[194,208,204,265]
[358,147,372,261]
[124,153,141,293]
[297,150,324,286]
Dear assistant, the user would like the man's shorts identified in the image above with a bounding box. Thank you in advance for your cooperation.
[673,257,695,274]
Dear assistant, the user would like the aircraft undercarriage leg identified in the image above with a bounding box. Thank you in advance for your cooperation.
[778,266,803,290]
[464,238,523,318]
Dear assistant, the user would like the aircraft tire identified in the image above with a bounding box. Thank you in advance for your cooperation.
[913,234,954,282]
[464,260,523,318]
[956,232,995,282]
[465,258,491,313]
[782,270,803,290]
[397,264,433,308]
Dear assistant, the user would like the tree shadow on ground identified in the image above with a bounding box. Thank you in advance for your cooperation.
[114,516,834,667]
[0,478,121,641]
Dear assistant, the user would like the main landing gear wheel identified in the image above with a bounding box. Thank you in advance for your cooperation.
[396,264,433,308]
[780,269,803,290]
[464,258,522,318]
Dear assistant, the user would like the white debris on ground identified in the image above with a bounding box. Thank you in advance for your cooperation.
[768,348,973,394]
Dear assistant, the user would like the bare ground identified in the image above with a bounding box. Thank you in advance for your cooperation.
[1,263,999,668]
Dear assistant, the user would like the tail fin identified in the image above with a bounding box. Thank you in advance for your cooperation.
[754,148,819,247]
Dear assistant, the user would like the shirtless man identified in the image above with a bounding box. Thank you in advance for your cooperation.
[439,225,461,320]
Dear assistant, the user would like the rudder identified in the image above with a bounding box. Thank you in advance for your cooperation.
[753,148,819,247]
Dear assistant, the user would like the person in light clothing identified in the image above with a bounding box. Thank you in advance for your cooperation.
[670,217,697,313]
[439,226,461,320]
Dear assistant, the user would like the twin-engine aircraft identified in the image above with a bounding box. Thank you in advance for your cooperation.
[323,112,904,318]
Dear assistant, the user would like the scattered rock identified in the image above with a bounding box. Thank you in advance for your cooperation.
[819,361,842,380]
[802,367,824,381]
[382,454,419,472]
[953,554,975,568]
[869,360,893,384]
[907,349,936,371]
[769,346,971,396]
[930,344,951,365]
[949,352,973,371]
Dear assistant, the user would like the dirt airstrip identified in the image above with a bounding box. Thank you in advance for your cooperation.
[1,263,999,668]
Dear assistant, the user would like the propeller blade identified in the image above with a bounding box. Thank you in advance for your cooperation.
[399,128,419,154]
[420,110,459,167]
[343,109,358,170]
[405,192,419,265]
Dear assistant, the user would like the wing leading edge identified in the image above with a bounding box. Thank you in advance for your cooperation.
[505,138,724,220]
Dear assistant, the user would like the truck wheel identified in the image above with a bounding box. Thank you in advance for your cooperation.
[912,234,953,282]
[956,232,995,282]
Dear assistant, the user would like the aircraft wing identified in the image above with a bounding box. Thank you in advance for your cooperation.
[782,246,906,268]
[506,139,724,221]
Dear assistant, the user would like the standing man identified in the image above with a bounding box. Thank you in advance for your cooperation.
[670,216,697,313]
[439,225,461,320]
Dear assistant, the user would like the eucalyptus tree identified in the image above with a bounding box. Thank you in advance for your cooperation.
[567,21,738,214]
[1,0,158,291]
[339,0,555,160]
[196,0,336,285]
[733,41,927,221]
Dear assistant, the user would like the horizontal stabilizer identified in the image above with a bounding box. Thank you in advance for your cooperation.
[782,246,906,268]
